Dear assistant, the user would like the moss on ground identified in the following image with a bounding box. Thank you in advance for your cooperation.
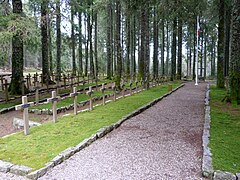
[0,82,180,170]
[209,86,240,173]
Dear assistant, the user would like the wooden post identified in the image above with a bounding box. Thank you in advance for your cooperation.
[15,96,34,135]
[100,83,106,105]
[140,78,143,92]
[121,83,125,98]
[40,74,44,87]
[47,91,60,123]
[28,73,32,87]
[4,79,9,102]
[130,80,132,96]
[112,82,116,101]
[86,86,93,111]
[35,81,40,105]
[21,76,25,96]
[63,74,66,89]
[70,87,79,115]
[82,79,86,93]
[56,79,59,95]
[1,76,4,91]
[135,81,138,93]
[26,75,30,89]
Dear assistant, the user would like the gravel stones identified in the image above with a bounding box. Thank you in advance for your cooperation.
[39,82,207,179]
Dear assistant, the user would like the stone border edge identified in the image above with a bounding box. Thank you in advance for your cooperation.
[202,84,239,180]
[1,83,184,180]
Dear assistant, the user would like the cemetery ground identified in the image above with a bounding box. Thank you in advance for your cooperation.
[209,87,240,173]
[0,81,181,171]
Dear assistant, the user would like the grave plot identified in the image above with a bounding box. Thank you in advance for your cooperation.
[0,82,182,173]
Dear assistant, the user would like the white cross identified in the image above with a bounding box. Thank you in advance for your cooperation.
[70,87,79,115]
[47,91,60,123]
[15,96,34,135]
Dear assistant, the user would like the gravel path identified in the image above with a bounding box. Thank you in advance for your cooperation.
[0,82,207,179]
[38,82,207,179]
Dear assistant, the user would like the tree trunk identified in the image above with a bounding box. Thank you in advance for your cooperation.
[10,0,24,95]
[126,3,131,79]
[166,20,169,76]
[192,18,196,80]
[78,3,83,76]
[153,4,158,79]
[41,0,50,83]
[71,2,76,76]
[217,0,225,88]
[106,2,112,79]
[85,14,89,76]
[177,18,182,80]
[48,18,53,75]
[94,12,98,79]
[224,1,231,77]
[56,0,61,81]
[171,17,177,81]
[115,0,122,89]
[230,0,240,104]
[161,18,165,76]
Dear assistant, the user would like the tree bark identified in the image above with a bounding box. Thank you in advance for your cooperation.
[177,18,182,80]
[10,0,24,95]
[56,0,61,81]
[171,17,177,81]
[230,0,240,104]
[71,1,76,76]
[41,0,50,83]
[78,3,83,76]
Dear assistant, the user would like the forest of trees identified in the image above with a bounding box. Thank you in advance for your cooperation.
[0,0,239,104]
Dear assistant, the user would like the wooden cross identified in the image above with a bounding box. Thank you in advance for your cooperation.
[129,80,133,96]
[28,73,32,87]
[86,86,94,111]
[1,75,4,91]
[82,79,86,92]
[135,80,138,93]
[121,83,125,98]
[100,84,106,105]
[70,87,79,115]
[63,74,67,89]
[35,81,40,105]
[140,78,143,91]
[4,79,9,102]
[15,96,34,135]
[21,76,26,95]
[112,82,116,101]
[47,91,60,123]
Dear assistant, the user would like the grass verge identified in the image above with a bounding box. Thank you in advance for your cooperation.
[0,82,181,170]
[209,86,240,173]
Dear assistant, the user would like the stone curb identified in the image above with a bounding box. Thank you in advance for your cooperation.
[0,83,184,179]
[202,84,239,180]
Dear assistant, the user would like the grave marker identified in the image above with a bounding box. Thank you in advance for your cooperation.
[35,81,40,105]
[100,84,106,105]
[112,82,116,101]
[21,76,25,95]
[121,83,125,98]
[4,79,9,102]
[15,96,34,135]
[1,76,4,91]
[129,80,133,95]
[86,86,93,111]
[135,80,138,93]
[47,91,60,123]
[70,87,79,115]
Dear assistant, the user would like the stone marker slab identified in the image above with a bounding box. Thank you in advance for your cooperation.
[9,164,33,176]
[0,160,13,173]
[213,171,236,180]
[13,117,41,130]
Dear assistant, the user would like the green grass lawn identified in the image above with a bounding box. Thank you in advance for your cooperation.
[209,86,240,173]
[0,82,181,170]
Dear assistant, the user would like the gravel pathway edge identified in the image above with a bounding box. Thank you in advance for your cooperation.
[1,83,184,180]
[202,84,239,180]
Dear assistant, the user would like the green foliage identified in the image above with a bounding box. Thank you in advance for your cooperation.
[209,86,240,173]
[0,82,181,170]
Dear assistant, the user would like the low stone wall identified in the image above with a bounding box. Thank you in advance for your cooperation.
[202,84,239,180]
